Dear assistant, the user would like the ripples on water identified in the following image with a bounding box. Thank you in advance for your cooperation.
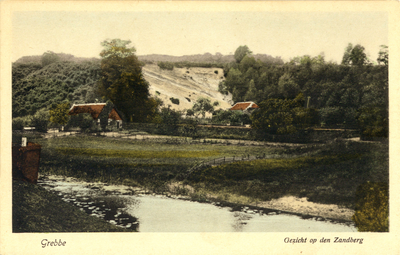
[38,176,356,232]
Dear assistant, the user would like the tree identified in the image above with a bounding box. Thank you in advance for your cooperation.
[218,81,229,95]
[225,68,246,102]
[251,93,315,134]
[41,51,60,67]
[350,44,368,66]
[244,80,257,101]
[234,45,252,63]
[341,43,353,66]
[341,43,368,66]
[278,73,300,99]
[191,97,219,118]
[31,108,49,132]
[251,98,301,135]
[49,101,70,126]
[97,39,158,122]
[160,106,182,126]
[239,55,256,73]
[377,45,388,66]
[97,100,115,130]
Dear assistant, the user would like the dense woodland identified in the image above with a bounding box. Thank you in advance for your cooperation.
[12,44,388,138]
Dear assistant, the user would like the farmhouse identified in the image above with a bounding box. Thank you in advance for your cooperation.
[68,103,123,127]
[229,102,259,115]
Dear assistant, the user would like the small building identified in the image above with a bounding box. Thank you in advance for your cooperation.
[68,103,123,128]
[229,102,259,115]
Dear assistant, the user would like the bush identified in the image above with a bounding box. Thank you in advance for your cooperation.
[358,106,388,138]
[178,123,198,138]
[158,61,174,70]
[212,110,250,125]
[352,182,388,232]
[12,117,25,131]
[66,113,97,131]
[169,97,180,105]
[160,107,182,126]
[31,109,49,132]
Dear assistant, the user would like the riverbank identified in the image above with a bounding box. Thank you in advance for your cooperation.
[12,180,135,232]
[166,181,354,222]
[256,196,354,221]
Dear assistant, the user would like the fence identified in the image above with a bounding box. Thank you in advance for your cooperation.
[185,153,298,177]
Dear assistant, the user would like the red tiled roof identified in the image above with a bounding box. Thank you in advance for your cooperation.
[68,103,122,121]
[230,102,259,111]
[69,103,106,119]
[108,108,122,121]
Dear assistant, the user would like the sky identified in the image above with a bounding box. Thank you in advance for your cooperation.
[12,10,388,64]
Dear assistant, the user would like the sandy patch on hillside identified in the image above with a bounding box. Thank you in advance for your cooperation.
[256,196,354,221]
[142,64,233,112]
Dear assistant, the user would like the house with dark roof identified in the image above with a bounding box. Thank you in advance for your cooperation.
[229,102,259,115]
[68,103,123,127]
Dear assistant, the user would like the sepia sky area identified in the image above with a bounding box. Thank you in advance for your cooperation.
[12,11,388,63]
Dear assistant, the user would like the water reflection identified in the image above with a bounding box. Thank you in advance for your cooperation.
[38,176,356,232]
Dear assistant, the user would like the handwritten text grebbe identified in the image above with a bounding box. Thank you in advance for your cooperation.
[41,239,66,248]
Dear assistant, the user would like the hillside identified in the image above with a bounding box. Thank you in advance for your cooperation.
[143,64,232,111]
[12,56,235,118]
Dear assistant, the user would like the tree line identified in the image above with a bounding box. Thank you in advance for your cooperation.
[221,44,388,138]
[12,40,388,139]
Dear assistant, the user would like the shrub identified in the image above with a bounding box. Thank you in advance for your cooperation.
[178,123,198,138]
[357,106,388,138]
[31,109,49,132]
[212,110,250,125]
[66,113,96,131]
[160,107,182,126]
[158,61,174,70]
[169,97,180,105]
[352,182,388,232]
[12,117,25,131]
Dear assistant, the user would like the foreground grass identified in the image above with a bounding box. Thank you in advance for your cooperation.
[187,140,388,209]
[12,180,134,232]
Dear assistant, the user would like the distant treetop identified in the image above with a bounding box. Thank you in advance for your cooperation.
[100,39,136,59]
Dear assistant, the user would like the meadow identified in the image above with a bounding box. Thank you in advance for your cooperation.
[32,135,279,192]
[18,134,388,211]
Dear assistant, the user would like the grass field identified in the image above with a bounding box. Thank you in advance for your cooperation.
[34,135,281,191]
[17,134,388,210]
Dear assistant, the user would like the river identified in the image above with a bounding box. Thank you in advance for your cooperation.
[38,175,356,232]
